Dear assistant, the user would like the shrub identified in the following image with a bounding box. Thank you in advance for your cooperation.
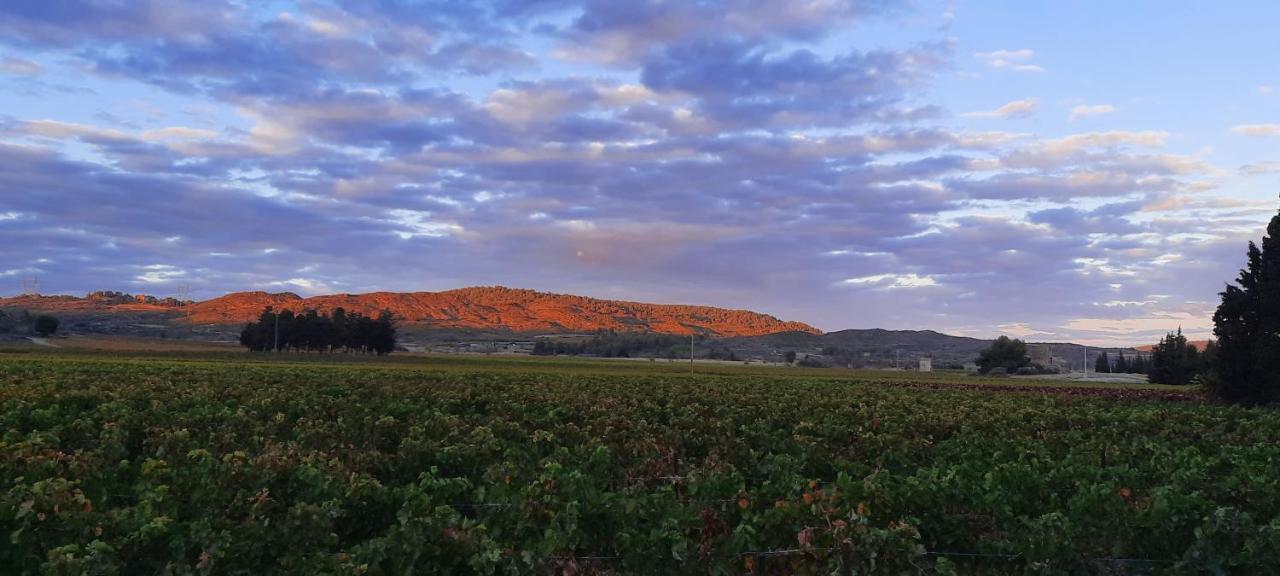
[33,315,59,337]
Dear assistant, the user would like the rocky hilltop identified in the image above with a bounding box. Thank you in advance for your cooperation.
[1,286,820,338]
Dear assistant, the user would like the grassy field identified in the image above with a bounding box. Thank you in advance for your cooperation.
[2,349,1276,574]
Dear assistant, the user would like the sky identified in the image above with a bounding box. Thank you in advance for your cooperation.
[1,0,1278,346]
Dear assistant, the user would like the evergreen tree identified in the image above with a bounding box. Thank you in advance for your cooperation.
[1094,351,1111,374]
[238,307,396,355]
[1130,354,1147,374]
[1114,351,1130,373]
[1211,208,1280,403]
[1149,328,1199,385]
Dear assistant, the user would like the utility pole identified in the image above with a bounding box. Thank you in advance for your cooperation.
[1083,345,1088,378]
[20,277,39,295]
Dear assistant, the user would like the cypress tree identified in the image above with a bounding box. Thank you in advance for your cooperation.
[1115,351,1129,373]
[1211,208,1280,402]
[1150,328,1198,385]
[1094,351,1111,374]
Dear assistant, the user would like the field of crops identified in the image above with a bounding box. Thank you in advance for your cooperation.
[3,351,1280,574]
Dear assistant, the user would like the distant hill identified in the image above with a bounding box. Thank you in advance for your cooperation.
[0,287,819,338]
[720,328,993,366]
[718,329,1141,369]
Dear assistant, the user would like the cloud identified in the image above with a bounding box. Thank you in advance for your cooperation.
[0,0,1262,346]
[1232,124,1280,137]
[639,38,948,130]
[974,49,1044,72]
[961,98,1039,119]
[998,322,1055,338]
[1240,161,1280,175]
[135,264,186,284]
[0,56,41,75]
[1069,104,1116,121]
[554,0,891,65]
[843,273,939,289]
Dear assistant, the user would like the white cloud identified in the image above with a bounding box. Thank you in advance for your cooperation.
[1261,85,1275,95]
[386,209,463,239]
[974,49,1044,73]
[135,264,186,284]
[267,277,332,293]
[997,322,1054,338]
[961,98,1039,119]
[1240,161,1280,175]
[842,273,938,289]
[1232,123,1280,137]
[1069,104,1116,121]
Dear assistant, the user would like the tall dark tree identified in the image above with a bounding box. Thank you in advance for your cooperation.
[1211,208,1280,403]
[1114,351,1130,373]
[1094,351,1111,374]
[1130,354,1147,375]
[1149,328,1200,385]
[976,336,1030,374]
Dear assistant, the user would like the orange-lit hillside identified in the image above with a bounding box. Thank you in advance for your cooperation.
[2,287,820,337]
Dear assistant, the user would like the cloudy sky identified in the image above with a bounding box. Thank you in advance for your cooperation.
[1,1,1278,345]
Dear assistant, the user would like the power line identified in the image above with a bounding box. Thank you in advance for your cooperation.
[20,276,39,295]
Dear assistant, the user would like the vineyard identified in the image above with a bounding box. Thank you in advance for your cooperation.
[3,352,1280,574]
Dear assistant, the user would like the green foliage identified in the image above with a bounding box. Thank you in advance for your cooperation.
[1149,328,1203,385]
[783,350,797,364]
[3,355,1280,573]
[33,315,59,337]
[976,336,1030,374]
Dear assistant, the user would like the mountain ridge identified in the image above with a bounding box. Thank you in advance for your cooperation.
[0,286,820,338]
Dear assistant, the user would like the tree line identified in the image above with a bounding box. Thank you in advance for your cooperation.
[531,332,743,360]
[239,307,396,355]
[974,334,1193,383]
[1092,350,1150,375]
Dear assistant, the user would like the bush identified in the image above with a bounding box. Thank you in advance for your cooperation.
[33,315,59,337]
[976,336,1030,374]
[986,367,1008,377]
[797,356,827,368]
[1015,366,1039,376]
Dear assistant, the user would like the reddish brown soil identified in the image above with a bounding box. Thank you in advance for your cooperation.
[2,287,820,337]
